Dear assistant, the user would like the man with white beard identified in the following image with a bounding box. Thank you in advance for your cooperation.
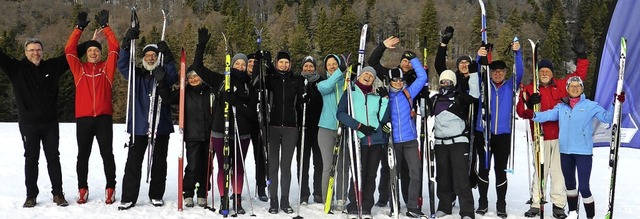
[115,26,178,210]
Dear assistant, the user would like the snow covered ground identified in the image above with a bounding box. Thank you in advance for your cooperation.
[0,121,637,219]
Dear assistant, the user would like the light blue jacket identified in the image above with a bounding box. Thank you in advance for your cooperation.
[388,58,427,143]
[475,50,524,134]
[336,83,390,146]
[318,66,345,131]
[533,94,614,155]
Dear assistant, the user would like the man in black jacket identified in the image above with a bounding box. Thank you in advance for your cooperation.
[0,38,81,208]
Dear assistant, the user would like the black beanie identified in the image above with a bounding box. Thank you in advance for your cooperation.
[456,56,472,66]
[276,50,291,62]
[538,59,554,72]
[86,40,102,51]
[142,44,158,56]
[401,50,416,61]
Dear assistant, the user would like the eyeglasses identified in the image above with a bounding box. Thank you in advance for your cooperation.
[440,80,454,86]
[458,60,470,65]
[391,77,404,82]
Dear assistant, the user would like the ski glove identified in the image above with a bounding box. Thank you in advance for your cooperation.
[121,28,140,50]
[254,50,272,64]
[76,11,90,30]
[357,124,375,136]
[153,66,165,82]
[403,51,417,60]
[572,36,587,59]
[157,41,174,64]
[615,92,625,104]
[468,60,478,73]
[376,87,389,98]
[222,91,237,105]
[521,109,534,119]
[441,26,455,44]
[198,27,210,46]
[95,10,109,28]
[526,93,541,109]
[478,43,493,65]
[302,92,311,104]
[382,123,391,134]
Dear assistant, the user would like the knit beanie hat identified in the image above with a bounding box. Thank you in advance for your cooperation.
[302,56,316,68]
[232,53,248,66]
[276,50,291,62]
[456,56,472,66]
[538,59,554,72]
[566,76,583,89]
[247,53,257,60]
[490,60,507,70]
[142,44,158,56]
[388,68,403,80]
[86,40,102,51]
[359,66,377,79]
[323,54,341,67]
[439,70,457,86]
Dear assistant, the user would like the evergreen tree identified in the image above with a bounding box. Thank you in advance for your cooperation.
[297,0,312,31]
[540,8,569,78]
[315,7,332,55]
[419,0,439,55]
[289,23,311,73]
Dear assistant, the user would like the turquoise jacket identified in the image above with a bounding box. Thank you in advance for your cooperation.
[318,65,345,131]
[533,94,614,155]
[336,83,390,145]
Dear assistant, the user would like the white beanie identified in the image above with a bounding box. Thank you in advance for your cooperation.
[439,70,457,86]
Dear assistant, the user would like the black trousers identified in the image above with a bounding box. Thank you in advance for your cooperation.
[474,132,510,206]
[251,127,268,189]
[296,127,323,199]
[20,121,64,198]
[346,144,383,213]
[182,140,211,198]
[76,115,116,189]
[121,134,170,203]
[435,142,475,218]
[377,143,390,202]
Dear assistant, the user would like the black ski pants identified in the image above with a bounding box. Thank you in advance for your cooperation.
[474,132,510,207]
[296,127,323,200]
[251,126,268,190]
[76,115,116,190]
[346,144,383,213]
[435,142,475,218]
[20,121,64,198]
[121,134,170,203]
[183,140,210,198]
[394,140,423,209]
[268,126,298,207]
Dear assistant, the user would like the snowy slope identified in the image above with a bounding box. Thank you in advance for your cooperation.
[0,121,637,219]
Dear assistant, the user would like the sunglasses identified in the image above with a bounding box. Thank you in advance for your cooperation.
[391,77,404,82]
[440,80,454,86]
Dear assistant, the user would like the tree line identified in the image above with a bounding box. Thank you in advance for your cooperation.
[0,0,613,122]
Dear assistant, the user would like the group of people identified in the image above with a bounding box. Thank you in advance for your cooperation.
[0,9,626,219]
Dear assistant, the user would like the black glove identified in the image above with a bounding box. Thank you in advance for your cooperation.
[419,87,430,98]
[157,41,174,63]
[350,62,360,73]
[572,36,587,59]
[153,66,165,82]
[222,91,236,105]
[357,124,375,136]
[257,50,271,64]
[302,92,311,104]
[526,93,541,109]
[198,27,210,45]
[403,51,417,60]
[95,9,109,28]
[76,11,90,30]
[339,60,347,72]
[441,26,454,44]
[468,60,478,73]
[377,87,389,98]
[479,43,493,65]
[121,28,140,50]
[382,123,391,134]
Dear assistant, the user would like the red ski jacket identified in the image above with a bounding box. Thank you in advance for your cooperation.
[65,27,119,118]
[516,58,589,140]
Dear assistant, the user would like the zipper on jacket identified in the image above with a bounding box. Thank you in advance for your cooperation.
[92,63,97,117]
[365,93,371,146]
[281,78,285,127]
[494,88,499,135]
